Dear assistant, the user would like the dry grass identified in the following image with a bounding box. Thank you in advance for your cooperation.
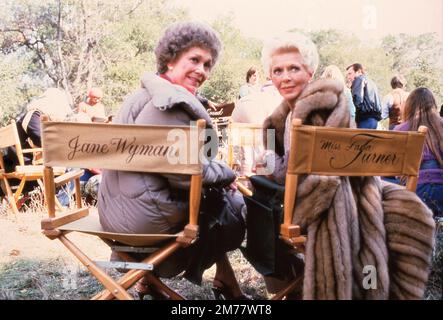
[0,190,441,300]
[424,220,443,300]
[0,191,267,300]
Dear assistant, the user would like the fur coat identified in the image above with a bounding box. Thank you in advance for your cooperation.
[263,78,435,299]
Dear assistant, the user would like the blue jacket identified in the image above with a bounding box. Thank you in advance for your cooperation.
[351,75,382,122]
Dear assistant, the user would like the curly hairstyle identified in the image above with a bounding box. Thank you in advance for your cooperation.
[155,21,222,74]
[261,31,319,77]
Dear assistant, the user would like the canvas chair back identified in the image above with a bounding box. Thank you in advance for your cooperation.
[227,122,267,175]
[0,121,25,166]
[281,118,427,239]
[39,118,206,300]
[271,118,427,300]
[42,121,203,174]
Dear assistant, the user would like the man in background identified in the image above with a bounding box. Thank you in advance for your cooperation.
[346,63,382,129]
[381,75,410,130]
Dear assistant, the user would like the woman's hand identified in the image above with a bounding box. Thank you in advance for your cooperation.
[228,180,238,192]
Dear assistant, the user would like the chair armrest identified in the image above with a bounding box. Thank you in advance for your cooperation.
[177,224,199,247]
[236,181,253,197]
[54,169,85,188]
[41,207,89,229]
[22,148,43,153]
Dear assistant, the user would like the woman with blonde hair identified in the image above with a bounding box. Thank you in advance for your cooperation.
[321,65,356,127]
[248,32,434,300]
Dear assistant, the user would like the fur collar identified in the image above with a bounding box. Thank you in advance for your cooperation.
[140,73,213,128]
[263,78,349,156]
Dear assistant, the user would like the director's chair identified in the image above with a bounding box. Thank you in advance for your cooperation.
[40,117,206,300]
[240,118,427,299]
[0,120,65,213]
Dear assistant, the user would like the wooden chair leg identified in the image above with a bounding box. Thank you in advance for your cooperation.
[92,242,182,300]
[1,178,19,214]
[142,272,185,300]
[58,235,133,300]
[271,273,304,300]
[37,179,65,211]
[13,178,27,203]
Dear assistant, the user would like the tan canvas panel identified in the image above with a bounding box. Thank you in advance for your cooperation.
[228,123,263,147]
[41,121,203,175]
[59,214,178,247]
[288,126,425,176]
[0,123,18,148]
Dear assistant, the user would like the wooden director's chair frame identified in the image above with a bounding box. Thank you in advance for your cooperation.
[0,120,65,214]
[238,118,427,300]
[226,122,264,196]
[40,117,206,300]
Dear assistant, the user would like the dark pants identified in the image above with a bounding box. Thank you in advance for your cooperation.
[357,117,378,129]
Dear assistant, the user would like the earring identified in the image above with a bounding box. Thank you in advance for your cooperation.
[168,65,173,71]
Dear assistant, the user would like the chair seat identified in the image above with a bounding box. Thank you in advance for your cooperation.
[14,165,65,176]
[59,213,180,247]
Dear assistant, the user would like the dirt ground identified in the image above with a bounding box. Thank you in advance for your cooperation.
[0,203,267,300]
[0,200,441,300]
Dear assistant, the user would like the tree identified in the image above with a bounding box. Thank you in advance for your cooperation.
[199,15,262,104]
[382,33,443,102]
[0,0,187,114]
[0,55,31,125]
[309,29,393,96]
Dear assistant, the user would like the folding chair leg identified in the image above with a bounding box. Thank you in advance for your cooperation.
[271,273,304,300]
[1,177,19,214]
[92,241,182,300]
[58,235,133,300]
[37,179,65,211]
[140,272,185,300]
[14,178,27,203]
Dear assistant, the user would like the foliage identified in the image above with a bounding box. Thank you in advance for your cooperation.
[0,1,442,125]
[0,54,39,125]
[382,33,443,102]
[199,15,262,104]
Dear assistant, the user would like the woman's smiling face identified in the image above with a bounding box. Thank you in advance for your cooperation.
[165,47,213,94]
[270,50,313,106]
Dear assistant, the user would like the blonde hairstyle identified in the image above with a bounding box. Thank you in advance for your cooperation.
[261,32,319,77]
[321,65,346,86]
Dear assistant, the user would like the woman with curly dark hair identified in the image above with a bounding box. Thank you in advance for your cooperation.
[98,22,248,300]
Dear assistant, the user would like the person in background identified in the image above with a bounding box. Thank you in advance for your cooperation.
[381,75,410,130]
[321,65,356,127]
[232,79,281,124]
[394,87,443,218]
[231,75,282,177]
[346,63,382,129]
[4,88,72,172]
[238,67,259,99]
[2,88,73,204]
[76,87,107,122]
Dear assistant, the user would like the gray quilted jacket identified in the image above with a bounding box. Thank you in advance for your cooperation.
[98,73,236,234]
